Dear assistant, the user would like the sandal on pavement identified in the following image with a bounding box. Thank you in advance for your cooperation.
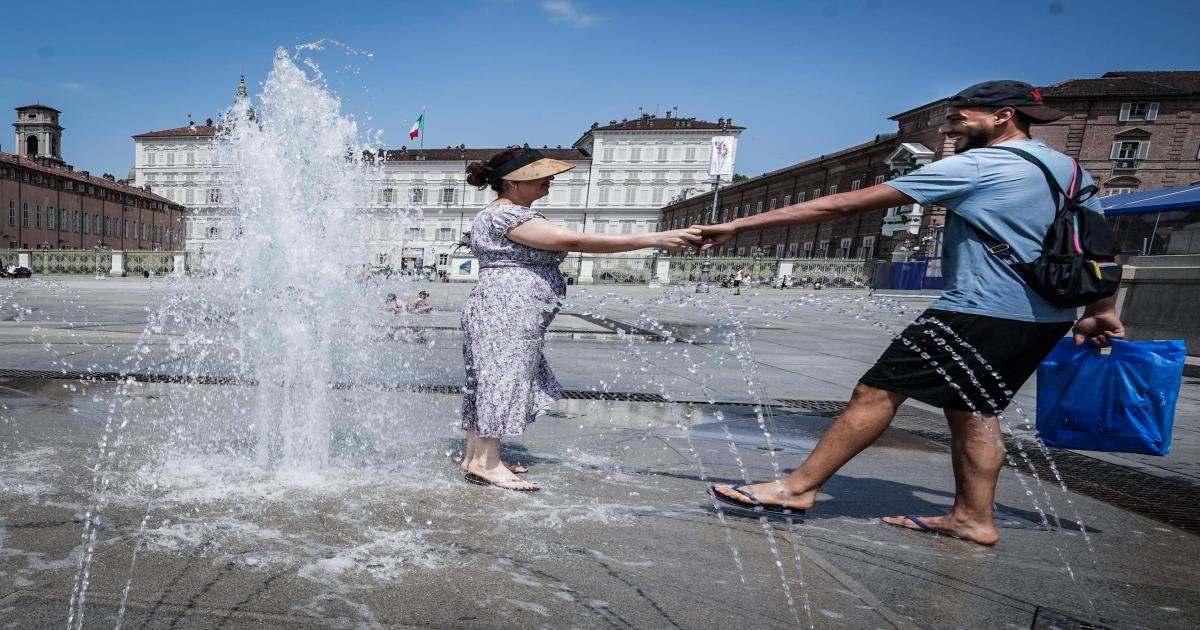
[708,483,805,516]
[464,471,539,492]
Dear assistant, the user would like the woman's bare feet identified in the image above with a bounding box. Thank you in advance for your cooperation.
[880,514,1000,546]
[460,430,528,474]
[710,482,817,511]
[465,463,539,491]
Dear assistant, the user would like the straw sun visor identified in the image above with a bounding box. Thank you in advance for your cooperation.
[502,158,575,181]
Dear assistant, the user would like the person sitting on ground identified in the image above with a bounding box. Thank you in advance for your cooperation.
[405,291,433,314]
[697,80,1124,546]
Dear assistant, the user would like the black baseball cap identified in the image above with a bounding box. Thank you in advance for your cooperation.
[947,80,1066,123]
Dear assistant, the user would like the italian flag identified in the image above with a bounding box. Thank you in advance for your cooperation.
[409,113,424,140]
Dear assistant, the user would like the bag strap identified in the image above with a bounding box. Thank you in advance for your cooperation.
[965,145,1083,263]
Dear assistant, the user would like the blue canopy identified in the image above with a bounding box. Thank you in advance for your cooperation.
[1100,184,1200,216]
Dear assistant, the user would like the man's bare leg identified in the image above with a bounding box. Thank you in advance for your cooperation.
[713,383,906,510]
[882,408,1003,545]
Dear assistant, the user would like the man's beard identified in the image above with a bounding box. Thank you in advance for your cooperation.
[958,126,993,151]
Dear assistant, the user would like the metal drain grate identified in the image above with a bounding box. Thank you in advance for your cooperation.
[0,368,244,385]
[774,399,850,414]
[896,421,1200,535]
[562,390,667,403]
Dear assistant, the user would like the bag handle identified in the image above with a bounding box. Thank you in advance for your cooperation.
[966,145,1084,262]
[990,145,1082,207]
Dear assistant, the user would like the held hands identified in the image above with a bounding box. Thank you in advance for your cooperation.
[692,223,736,250]
[652,227,704,252]
[1072,310,1125,348]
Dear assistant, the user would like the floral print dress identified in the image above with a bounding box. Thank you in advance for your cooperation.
[460,201,567,437]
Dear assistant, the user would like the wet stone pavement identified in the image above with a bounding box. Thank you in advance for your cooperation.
[1,278,1198,629]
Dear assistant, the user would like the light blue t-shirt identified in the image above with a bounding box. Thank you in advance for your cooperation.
[885,139,1101,323]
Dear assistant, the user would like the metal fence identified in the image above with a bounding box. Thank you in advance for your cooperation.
[789,259,873,288]
[0,250,17,269]
[30,250,112,275]
[591,256,655,285]
[126,251,176,275]
[668,256,872,287]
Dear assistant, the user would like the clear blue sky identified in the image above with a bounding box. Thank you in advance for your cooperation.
[3,0,1198,179]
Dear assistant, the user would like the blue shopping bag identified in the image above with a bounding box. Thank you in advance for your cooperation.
[1036,338,1186,456]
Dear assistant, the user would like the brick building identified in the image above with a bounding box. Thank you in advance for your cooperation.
[662,70,1200,263]
[3,105,184,251]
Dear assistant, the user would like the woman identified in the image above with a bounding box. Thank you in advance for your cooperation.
[459,147,701,491]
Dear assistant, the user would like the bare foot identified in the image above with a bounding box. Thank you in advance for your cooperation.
[711,482,817,511]
[880,514,1000,546]
[465,464,539,491]
[459,460,528,474]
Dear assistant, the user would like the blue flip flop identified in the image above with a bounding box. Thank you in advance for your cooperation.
[707,483,805,516]
[884,515,942,535]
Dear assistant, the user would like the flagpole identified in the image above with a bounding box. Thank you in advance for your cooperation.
[419,106,425,152]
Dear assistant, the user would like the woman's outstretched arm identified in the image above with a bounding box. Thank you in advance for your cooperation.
[507,219,702,254]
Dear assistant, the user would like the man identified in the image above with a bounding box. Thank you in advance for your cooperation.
[405,290,433,314]
[699,80,1124,545]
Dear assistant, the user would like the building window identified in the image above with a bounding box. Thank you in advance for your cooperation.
[598,186,610,204]
[1101,187,1134,197]
[378,188,394,204]
[209,188,221,204]
[769,197,777,210]
[795,191,805,203]
[145,152,156,166]
[817,240,830,258]
[851,179,861,191]
[802,241,813,258]
[47,206,56,230]
[774,244,784,258]
[602,147,614,161]
[438,253,449,266]
[409,188,424,204]
[652,187,664,204]
[61,208,68,229]
[858,236,876,259]
[1119,102,1159,122]
[185,189,194,204]
[812,188,821,199]
[620,220,634,234]
[736,247,746,257]
[756,201,763,213]
[630,147,641,162]
[874,174,886,185]
[22,203,29,227]
[166,152,175,165]
[440,187,456,205]
[685,147,697,162]
[783,195,791,206]
[7,200,13,226]
[624,187,636,204]
[839,237,853,259]
[828,184,838,195]
[570,186,582,204]
[657,147,668,162]
[593,220,608,234]
[1110,141,1150,161]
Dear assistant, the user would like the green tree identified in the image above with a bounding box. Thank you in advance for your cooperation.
[731,173,749,182]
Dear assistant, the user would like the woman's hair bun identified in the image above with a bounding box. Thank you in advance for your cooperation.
[465,161,492,188]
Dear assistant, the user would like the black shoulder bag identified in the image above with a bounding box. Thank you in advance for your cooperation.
[967,146,1122,308]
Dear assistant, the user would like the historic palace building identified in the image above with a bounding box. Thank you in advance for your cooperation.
[3,104,184,251]
[131,77,743,273]
[662,70,1200,263]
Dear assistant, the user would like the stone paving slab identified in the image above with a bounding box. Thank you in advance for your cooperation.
[1,382,1198,629]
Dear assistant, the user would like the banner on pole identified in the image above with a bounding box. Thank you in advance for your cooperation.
[707,136,737,177]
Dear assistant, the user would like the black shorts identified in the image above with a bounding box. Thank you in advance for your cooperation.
[859,308,1072,413]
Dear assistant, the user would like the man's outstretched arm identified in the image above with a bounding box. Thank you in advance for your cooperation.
[694,184,915,248]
